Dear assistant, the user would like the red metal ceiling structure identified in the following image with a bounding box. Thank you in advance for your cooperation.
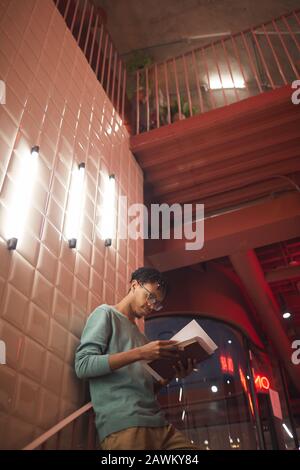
[130,12,300,392]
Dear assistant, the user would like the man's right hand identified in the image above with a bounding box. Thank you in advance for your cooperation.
[138,340,180,361]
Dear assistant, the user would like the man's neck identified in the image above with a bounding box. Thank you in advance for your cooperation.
[112,297,136,325]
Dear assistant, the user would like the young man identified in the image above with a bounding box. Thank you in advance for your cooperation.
[75,267,199,450]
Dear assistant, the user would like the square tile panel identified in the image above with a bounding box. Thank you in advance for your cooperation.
[0,0,144,450]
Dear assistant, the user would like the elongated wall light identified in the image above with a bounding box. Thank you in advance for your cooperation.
[209,76,245,89]
[101,174,116,247]
[65,162,85,249]
[6,145,39,250]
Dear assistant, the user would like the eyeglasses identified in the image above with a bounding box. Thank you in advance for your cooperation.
[138,282,163,311]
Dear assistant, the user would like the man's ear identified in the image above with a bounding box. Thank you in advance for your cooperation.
[130,280,137,292]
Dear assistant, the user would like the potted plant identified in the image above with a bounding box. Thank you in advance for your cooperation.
[126,51,153,101]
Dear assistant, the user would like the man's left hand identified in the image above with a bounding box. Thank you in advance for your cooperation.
[159,358,197,387]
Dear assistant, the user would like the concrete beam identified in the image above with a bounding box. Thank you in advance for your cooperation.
[265,265,300,283]
[145,192,300,272]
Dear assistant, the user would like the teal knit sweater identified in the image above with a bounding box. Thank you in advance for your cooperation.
[74,304,167,442]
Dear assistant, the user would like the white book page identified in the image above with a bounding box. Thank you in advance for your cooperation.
[171,320,218,353]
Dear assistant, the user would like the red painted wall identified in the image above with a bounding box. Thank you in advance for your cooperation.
[160,262,264,348]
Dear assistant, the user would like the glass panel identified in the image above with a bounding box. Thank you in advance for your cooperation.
[250,348,298,449]
[145,315,259,450]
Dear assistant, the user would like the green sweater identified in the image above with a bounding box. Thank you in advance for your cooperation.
[74,304,167,442]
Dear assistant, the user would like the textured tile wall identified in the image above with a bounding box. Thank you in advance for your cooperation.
[0,0,144,449]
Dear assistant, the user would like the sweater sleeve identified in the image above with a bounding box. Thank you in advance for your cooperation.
[74,307,113,379]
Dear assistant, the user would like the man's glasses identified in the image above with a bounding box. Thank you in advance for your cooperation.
[138,282,163,311]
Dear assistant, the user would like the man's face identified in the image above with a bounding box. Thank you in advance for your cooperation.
[131,280,165,318]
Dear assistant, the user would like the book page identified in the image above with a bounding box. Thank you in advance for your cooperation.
[171,320,217,353]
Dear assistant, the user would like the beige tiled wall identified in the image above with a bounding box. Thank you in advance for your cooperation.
[0,0,144,449]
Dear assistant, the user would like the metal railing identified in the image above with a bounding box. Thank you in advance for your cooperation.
[134,10,300,134]
[23,402,97,450]
[54,0,127,123]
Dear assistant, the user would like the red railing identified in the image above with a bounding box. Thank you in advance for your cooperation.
[23,402,97,450]
[134,10,300,134]
[54,0,126,123]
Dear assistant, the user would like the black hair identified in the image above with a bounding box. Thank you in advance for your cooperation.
[129,267,169,296]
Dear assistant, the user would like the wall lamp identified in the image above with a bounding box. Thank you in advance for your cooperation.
[102,174,116,247]
[6,145,39,250]
[65,162,85,249]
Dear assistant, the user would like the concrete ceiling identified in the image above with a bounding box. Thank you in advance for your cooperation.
[94,0,300,62]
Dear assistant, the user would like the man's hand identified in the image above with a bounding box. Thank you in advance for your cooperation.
[138,340,180,361]
[157,358,198,388]
[173,357,197,379]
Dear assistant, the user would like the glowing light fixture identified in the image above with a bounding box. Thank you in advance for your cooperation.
[65,162,85,249]
[282,423,294,439]
[209,76,245,89]
[283,311,291,319]
[6,145,39,250]
[100,174,116,247]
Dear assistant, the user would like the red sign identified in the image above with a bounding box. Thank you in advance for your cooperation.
[254,375,270,392]
[220,355,234,374]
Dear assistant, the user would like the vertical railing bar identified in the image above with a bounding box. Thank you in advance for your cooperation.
[87,411,95,450]
[63,0,71,20]
[71,419,77,450]
[106,41,113,97]
[100,32,109,85]
[240,31,263,93]
[201,47,216,108]
[111,51,118,105]
[56,430,61,450]
[136,70,140,134]
[89,14,99,66]
[70,0,80,33]
[164,61,171,124]
[261,23,287,85]
[271,20,299,77]
[172,58,182,118]
[211,42,228,105]
[122,68,126,124]
[107,42,113,96]
[95,23,104,79]
[230,34,249,93]
[145,67,150,131]
[83,4,94,56]
[154,63,160,128]
[284,13,300,52]
[77,0,88,46]
[250,28,275,89]
[182,54,193,116]
[116,59,122,115]
[191,49,204,114]
[292,10,300,29]
[221,38,239,101]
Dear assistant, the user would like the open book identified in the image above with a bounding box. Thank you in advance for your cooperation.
[143,320,218,381]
